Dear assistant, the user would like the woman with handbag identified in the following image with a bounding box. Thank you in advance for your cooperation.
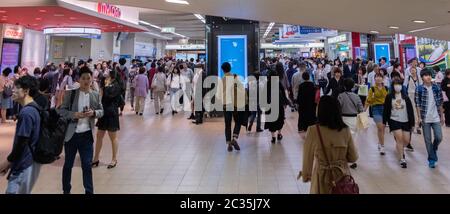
[382,78,415,168]
[93,68,122,169]
[301,96,359,194]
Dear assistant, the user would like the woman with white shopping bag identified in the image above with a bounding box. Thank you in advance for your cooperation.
[338,78,364,169]
[382,78,415,169]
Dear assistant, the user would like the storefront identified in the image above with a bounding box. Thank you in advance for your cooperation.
[0,0,151,70]
[260,43,324,58]
[397,34,417,69]
[326,33,352,61]
[165,44,206,61]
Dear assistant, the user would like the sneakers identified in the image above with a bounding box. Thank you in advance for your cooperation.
[378,144,385,156]
[277,133,283,141]
[429,160,436,168]
[160,109,164,114]
[400,159,407,168]
[405,144,414,152]
[227,142,233,152]
[231,139,241,151]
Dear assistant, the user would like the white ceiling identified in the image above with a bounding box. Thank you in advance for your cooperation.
[139,9,205,41]
[81,0,450,41]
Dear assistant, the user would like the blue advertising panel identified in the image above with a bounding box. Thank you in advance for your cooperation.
[374,43,391,62]
[218,35,248,84]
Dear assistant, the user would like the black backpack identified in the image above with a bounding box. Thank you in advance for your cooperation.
[29,92,75,164]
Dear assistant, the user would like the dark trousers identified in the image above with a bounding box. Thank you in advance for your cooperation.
[248,109,262,130]
[63,131,94,194]
[224,111,242,142]
[444,101,450,126]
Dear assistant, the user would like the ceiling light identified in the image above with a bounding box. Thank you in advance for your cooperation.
[35,18,42,21]
[39,9,47,13]
[69,17,76,20]
[194,14,206,23]
[389,26,399,29]
[370,30,379,34]
[409,26,441,33]
[263,22,275,38]
[165,0,190,5]
[413,20,426,24]
[0,10,6,13]
[139,20,162,29]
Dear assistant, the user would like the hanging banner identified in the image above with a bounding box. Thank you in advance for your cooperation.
[281,25,338,39]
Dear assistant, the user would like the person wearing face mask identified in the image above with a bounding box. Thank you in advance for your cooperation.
[383,78,415,168]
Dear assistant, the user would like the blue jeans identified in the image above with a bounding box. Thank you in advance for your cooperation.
[422,122,442,162]
[6,162,41,194]
[63,131,94,194]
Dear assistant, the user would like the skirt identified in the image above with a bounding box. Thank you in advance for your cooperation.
[96,114,120,132]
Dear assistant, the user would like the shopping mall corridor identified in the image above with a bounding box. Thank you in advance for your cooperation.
[1,98,450,194]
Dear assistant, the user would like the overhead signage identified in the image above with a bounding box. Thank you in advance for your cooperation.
[97,2,122,18]
[3,24,25,40]
[161,27,176,33]
[165,44,205,50]
[328,34,347,44]
[44,28,102,35]
[281,25,338,39]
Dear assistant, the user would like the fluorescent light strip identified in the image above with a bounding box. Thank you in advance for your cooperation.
[171,32,187,38]
[194,14,206,23]
[165,0,189,5]
[409,25,441,33]
[263,22,275,38]
[139,20,162,30]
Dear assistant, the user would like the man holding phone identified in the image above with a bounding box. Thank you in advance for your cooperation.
[59,66,104,194]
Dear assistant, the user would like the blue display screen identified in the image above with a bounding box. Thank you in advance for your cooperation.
[374,43,390,62]
[218,35,248,84]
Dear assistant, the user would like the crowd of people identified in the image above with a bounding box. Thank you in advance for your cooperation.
[0,53,448,194]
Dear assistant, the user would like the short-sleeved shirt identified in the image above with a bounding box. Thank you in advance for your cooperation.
[10,102,41,174]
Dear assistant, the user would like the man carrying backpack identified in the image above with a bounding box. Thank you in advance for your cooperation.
[59,67,104,194]
[0,76,42,194]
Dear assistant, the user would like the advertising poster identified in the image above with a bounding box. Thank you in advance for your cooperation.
[218,35,248,84]
[53,40,64,59]
[374,43,390,63]
[1,42,20,72]
[417,37,450,70]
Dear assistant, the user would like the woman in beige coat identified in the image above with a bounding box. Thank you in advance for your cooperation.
[301,96,358,194]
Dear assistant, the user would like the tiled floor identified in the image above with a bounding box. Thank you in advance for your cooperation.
[1,97,450,194]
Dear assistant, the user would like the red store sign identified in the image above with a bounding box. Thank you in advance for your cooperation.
[3,24,24,40]
[97,3,122,18]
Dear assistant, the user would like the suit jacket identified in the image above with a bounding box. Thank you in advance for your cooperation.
[59,89,104,142]
[343,64,357,80]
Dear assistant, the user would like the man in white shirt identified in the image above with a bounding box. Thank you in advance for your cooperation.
[415,69,444,169]
[60,67,104,194]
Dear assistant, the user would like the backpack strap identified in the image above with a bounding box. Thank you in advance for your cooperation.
[69,90,76,111]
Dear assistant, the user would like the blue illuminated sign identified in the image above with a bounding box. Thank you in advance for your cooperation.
[218,35,248,84]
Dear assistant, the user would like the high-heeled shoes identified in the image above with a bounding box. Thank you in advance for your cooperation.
[92,160,100,168]
[277,133,283,141]
[107,160,117,169]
